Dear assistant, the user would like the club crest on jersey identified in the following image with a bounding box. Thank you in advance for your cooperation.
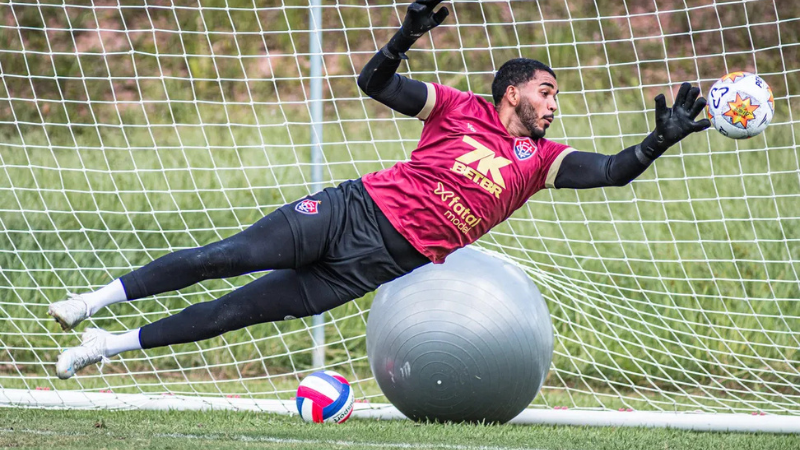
[295,199,321,215]
[513,137,537,161]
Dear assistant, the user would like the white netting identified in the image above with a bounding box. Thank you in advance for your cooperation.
[1,0,798,417]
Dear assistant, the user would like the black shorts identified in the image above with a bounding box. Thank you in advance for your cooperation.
[278,179,429,313]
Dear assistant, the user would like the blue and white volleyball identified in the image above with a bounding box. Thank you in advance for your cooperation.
[296,370,354,423]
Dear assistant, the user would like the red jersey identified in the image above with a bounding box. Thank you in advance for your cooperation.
[362,82,574,263]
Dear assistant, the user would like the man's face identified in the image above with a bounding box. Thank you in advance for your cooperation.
[513,72,559,138]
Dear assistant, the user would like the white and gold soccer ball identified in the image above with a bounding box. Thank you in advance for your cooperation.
[706,71,774,139]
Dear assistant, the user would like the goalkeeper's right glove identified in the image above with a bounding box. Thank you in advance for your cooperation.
[639,82,711,161]
[383,0,450,60]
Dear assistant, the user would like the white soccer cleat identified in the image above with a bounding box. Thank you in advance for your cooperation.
[55,328,110,380]
[48,294,90,331]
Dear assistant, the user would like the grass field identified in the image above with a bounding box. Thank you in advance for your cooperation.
[3,408,800,450]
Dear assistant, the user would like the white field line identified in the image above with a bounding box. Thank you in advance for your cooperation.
[0,428,548,450]
[158,432,549,450]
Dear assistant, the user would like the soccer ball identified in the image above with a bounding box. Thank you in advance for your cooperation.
[706,71,774,139]
[295,370,354,423]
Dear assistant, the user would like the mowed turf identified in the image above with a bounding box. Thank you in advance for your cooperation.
[2,408,800,450]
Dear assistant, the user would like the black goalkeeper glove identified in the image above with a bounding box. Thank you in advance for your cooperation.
[383,0,449,60]
[639,82,711,161]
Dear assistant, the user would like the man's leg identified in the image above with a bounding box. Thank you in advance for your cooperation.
[49,209,298,330]
[54,177,431,379]
[136,269,312,349]
[56,267,339,379]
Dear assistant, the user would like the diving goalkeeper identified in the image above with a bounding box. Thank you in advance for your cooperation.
[51,0,710,379]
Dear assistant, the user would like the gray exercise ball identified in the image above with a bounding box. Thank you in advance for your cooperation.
[367,247,554,424]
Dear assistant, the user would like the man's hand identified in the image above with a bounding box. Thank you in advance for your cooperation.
[400,0,450,39]
[641,82,711,160]
[384,1,449,59]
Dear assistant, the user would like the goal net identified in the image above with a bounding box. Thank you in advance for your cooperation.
[1,0,798,426]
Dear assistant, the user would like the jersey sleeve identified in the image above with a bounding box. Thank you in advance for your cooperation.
[540,141,577,189]
[415,82,471,121]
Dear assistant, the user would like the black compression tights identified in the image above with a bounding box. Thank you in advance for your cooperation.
[137,268,317,349]
[120,211,316,349]
[121,211,297,300]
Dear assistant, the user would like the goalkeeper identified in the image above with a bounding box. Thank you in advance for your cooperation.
[51,0,710,379]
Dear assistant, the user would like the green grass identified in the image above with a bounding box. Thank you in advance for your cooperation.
[2,408,800,450]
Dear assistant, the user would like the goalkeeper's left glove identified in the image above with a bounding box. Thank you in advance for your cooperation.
[640,82,711,161]
[383,0,449,60]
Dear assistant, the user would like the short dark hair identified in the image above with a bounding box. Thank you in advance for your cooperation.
[491,58,556,105]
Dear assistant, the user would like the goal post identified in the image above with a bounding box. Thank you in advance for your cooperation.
[1,0,799,432]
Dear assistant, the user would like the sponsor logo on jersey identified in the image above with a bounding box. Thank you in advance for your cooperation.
[513,137,537,160]
[451,136,511,199]
[294,199,321,215]
[434,182,482,235]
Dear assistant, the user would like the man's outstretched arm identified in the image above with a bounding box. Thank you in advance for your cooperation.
[357,0,449,117]
[554,82,711,189]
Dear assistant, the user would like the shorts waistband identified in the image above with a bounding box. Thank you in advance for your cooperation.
[356,179,429,272]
